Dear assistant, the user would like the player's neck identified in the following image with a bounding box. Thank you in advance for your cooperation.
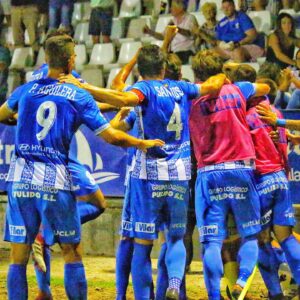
[142,74,164,81]
[47,68,68,80]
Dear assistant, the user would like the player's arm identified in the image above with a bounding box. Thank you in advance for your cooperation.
[200,74,229,96]
[257,103,300,130]
[109,107,132,132]
[253,83,270,97]
[99,126,164,152]
[0,102,17,123]
[97,103,119,112]
[286,131,300,145]
[111,49,140,91]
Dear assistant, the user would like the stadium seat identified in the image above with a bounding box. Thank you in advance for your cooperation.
[81,68,104,87]
[75,44,88,70]
[151,39,164,47]
[82,1,92,21]
[106,67,134,88]
[248,11,272,35]
[35,47,45,68]
[187,0,197,12]
[10,47,33,70]
[181,65,195,82]
[279,9,298,17]
[72,2,83,25]
[118,41,142,64]
[7,71,21,96]
[155,15,173,33]
[1,26,14,46]
[119,0,142,18]
[74,22,93,47]
[89,43,116,66]
[191,12,206,26]
[110,17,126,40]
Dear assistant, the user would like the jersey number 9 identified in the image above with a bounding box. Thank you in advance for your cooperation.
[36,101,57,141]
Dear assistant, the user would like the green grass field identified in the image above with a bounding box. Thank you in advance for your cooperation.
[0,248,268,299]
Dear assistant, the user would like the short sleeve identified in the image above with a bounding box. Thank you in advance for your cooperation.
[234,81,256,100]
[6,85,24,112]
[177,81,200,99]
[126,81,151,103]
[75,89,110,134]
[239,12,254,32]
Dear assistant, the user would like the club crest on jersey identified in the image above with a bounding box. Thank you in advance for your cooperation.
[74,129,120,184]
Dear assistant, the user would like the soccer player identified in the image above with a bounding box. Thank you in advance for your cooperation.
[0,34,164,300]
[189,50,270,300]
[60,44,227,300]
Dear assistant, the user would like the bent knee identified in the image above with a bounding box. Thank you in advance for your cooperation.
[60,243,83,263]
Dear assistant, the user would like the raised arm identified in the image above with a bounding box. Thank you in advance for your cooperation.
[200,74,229,96]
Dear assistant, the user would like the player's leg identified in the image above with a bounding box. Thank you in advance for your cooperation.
[41,189,85,299]
[4,182,41,300]
[195,170,227,300]
[130,177,158,300]
[165,181,189,300]
[116,178,134,300]
[271,171,300,295]
[229,169,261,298]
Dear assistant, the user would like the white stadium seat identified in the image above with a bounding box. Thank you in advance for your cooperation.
[89,43,116,66]
[119,0,142,18]
[81,68,104,87]
[75,44,88,70]
[10,47,33,70]
[248,11,272,35]
[181,65,195,82]
[106,67,134,88]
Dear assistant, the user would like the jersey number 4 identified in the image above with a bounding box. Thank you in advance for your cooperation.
[167,102,183,140]
[36,101,57,141]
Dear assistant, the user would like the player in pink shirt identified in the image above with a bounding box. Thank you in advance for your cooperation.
[229,68,300,299]
[189,50,270,300]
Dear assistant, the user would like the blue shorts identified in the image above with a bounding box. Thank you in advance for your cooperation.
[256,170,295,230]
[69,160,99,198]
[88,7,113,36]
[130,177,189,240]
[4,182,81,245]
[195,168,261,242]
[119,179,134,238]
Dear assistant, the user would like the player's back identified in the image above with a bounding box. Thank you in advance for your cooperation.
[246,98,288,174]
[189,83,256,168]
[7,77,102,190]
[129,79,199,180]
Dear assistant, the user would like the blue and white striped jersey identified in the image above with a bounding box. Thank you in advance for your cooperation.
[128,79,200,181]
[6,77,109,190]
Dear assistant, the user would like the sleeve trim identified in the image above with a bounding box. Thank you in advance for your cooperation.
[94,123,111,135]
[6,101,16,113]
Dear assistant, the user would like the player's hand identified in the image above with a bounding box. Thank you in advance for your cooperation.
[138,139,165,153]
[59,74,85,88]
[256,103,277,126]
[269,130,279,143]
[286,130,300,145]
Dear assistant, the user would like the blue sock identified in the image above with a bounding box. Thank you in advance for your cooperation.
[34,245,51,295]
[179,274,187,300]
[116,239,134,300]
[131,243,153,300]
[156,242,168,300]
[237,236,258,287]
[280,235,300,284]
[273,246,287,265]
[7,264,28,300]
[77,201,104,225]
[258,243,282,297]
[64,262,87,300]
[166,238,186,281]
[202,241,223,300]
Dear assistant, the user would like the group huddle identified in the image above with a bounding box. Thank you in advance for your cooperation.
[2,27,300,300]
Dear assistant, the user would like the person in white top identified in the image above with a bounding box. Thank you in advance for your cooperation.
[143,0,198,64]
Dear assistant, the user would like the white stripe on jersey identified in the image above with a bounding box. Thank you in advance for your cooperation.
[140,152,147,179]
[14,158,26,181]
[32,162,46,184]
[175,159,187,180]
[157,159,169,180]
[55,165,66,189]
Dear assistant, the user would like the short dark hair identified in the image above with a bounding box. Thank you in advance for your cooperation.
[43,28,73,49]
[165,53,182,80]
[223,64,257,83]
[192,50,224,81]
[222,0,235,4]
[137,45,166,78]
[256,77,277,104]
[45,35,74,71]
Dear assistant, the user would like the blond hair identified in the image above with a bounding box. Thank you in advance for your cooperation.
[201,2,217,15]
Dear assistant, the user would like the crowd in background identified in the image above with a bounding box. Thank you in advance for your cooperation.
[0,0,299,108]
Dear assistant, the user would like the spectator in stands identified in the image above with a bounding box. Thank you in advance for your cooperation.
[282,0,300,10]
[0,42,11,105]
[89,0,115,44]
[144,0,198,64]
[48,0,74,32]
[266,13,300,69]
[192,2,217,50]
[1,0,11,24]
[11,0,40,63]
[239,0,268,11]
[37,0,49,36]
[212,0,264,63]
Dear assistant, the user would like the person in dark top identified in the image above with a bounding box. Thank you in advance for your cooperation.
[266,13,300,69]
